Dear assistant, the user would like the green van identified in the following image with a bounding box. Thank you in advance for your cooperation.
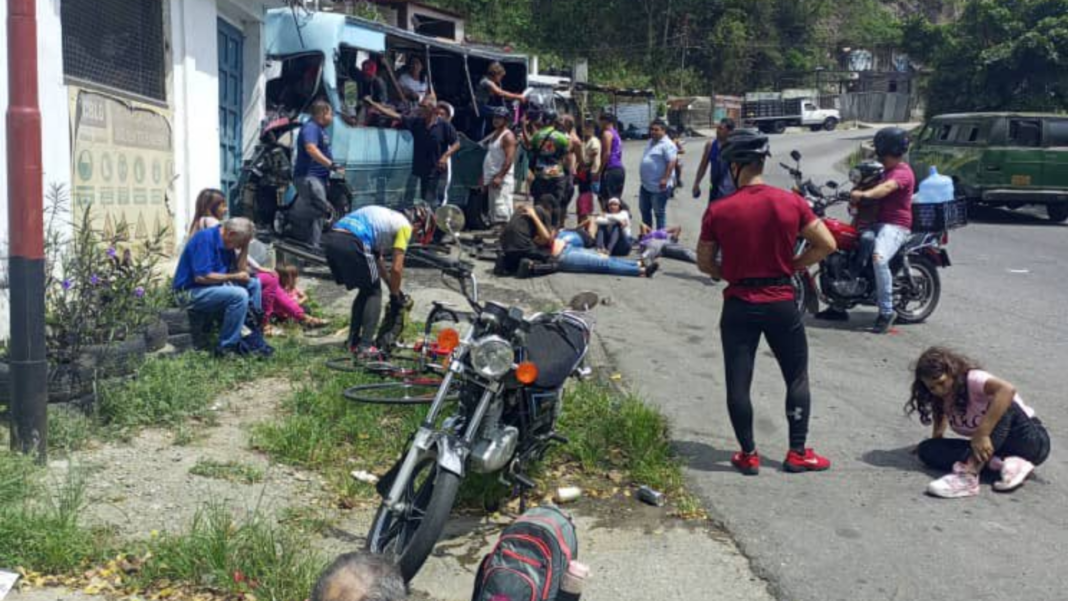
[911,113,1068,222]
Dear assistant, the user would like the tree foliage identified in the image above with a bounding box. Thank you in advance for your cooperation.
[904,0,1068,115]
[426,0,910,95]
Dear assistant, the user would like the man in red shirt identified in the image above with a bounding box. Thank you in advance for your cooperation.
[697,129,837,475]
[818,127,916,333]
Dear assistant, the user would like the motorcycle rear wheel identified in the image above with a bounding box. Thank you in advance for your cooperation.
[366,456,461,581]
[894,256,941,324]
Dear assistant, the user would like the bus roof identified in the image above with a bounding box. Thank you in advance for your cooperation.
[265,8,525,65]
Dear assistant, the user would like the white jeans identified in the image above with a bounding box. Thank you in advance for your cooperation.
[488,176,516,224]
[872,223,911,316]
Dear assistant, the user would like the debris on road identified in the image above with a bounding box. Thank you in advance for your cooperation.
[351,470,379,484]
[555,486,583,503]
[637,486,666,507]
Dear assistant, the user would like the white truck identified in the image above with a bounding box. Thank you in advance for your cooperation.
[742,91,841,134]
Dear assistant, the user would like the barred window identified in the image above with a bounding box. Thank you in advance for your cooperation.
[62,0,166,101]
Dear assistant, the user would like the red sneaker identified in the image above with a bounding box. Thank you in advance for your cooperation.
[784,448,831,472]
[731,450,761,476]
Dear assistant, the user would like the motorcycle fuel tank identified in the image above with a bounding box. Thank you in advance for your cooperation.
[824,217,859,252]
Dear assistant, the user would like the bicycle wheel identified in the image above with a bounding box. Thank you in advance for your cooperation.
[326,356,362,373]
[343,381,458,405]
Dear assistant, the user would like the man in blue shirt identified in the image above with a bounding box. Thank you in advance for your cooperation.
[291,99,344,248]
[638,119,679,230]
[173,217,261,355]
[693,118,737,203]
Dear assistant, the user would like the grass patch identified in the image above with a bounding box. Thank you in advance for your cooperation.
[250,360,427,506]
[137,503,324,601]
[46,405,95,453]
[558,381,682,493]
[0,451,112,573]
[189,459,265,484]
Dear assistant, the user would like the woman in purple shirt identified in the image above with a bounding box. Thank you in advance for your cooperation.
[597,112,626,210]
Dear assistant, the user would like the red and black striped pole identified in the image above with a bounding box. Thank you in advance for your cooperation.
[7,0,47,461]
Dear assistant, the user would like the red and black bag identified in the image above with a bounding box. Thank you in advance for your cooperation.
[472,505,579,601]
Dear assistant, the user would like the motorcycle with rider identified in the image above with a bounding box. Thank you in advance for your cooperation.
[788,127,961,330]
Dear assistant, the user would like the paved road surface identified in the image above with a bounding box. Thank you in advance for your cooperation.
[549,132,1068,601]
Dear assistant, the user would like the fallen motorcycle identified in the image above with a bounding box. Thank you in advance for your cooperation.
[364,262,597,581]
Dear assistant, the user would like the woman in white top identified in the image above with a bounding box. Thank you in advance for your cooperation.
[593,197,632,256]
[481,106,517,224]
[397,55,429,108]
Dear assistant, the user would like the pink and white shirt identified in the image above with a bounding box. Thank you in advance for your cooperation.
[948,370,1036,437]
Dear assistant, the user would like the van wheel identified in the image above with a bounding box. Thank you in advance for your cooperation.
[823,118,839,131]
[1046,205,1068,223]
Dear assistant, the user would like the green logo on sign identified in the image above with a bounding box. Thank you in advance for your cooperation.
[134,157,146,184]
[100,153,113,182]
[117,155,128,183]
[152,159,162,184]
[77,150,93,181]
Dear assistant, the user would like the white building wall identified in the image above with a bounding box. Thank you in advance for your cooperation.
[0,0,73,342]
[170,0,268,244]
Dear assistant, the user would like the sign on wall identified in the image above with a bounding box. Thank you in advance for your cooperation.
[68,87,175,252]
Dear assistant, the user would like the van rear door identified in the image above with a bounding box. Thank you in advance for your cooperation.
[1043,119,1068,191]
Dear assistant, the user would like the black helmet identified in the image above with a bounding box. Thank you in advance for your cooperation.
[721,129,771,166]
[540,108,558,125]
[874,127,910,159]
[849,160,885,188]
[490,106,511,120]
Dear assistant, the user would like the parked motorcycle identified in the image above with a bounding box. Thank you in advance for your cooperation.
[366,263,596,581]
[783,150,953,323]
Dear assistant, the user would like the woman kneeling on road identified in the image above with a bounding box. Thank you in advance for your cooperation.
[908,347,1051,498]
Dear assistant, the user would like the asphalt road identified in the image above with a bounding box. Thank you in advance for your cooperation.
[548,132,1068,601]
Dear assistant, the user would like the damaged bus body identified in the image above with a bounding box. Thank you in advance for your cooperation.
[233,8,529,242]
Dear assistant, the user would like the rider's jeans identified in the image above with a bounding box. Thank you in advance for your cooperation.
[872,223,911,316]
[556,231,642,277]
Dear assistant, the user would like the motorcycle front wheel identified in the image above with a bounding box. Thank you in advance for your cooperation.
[366,456,461,581]
[894,256,941,324]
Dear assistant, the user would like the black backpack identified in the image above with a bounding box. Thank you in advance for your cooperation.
[472,505,579,601]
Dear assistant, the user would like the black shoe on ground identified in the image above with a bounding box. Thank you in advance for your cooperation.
[516,258,534,279]
[872,313,896,334]
[644,261,660,278]
[815,307,849,322]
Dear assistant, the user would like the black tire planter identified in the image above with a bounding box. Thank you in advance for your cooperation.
[142,319,169,352]
[161,308,192,335]
[168,333,195,352]
[84,337,147,377]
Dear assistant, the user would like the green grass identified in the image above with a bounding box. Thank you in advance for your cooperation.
[189,459,265,484]
[557,380,683,494]
[0,451,112,573]
[48,405,95,452]
[137,502,324,601]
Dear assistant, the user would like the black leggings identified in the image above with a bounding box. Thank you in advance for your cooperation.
[918,404,1051,471]
[721,298,811,454]
[720,298,811,453]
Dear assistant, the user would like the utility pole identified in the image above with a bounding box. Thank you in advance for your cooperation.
[7,0,47,461]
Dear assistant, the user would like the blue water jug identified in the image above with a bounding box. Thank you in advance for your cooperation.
[914,166,954,204]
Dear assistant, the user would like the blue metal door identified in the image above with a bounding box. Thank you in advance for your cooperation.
[218,19,244,197]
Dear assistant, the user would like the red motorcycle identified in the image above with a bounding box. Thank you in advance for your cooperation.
[783,150,958,324]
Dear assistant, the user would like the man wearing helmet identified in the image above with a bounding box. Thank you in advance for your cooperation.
[822,127,915,334]
[481,105,518,224]
[322,206,413,358]
[697,129,837,476]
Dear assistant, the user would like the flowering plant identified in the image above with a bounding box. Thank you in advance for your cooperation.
[43,185,170,364]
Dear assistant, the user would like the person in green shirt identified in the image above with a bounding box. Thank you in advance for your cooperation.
[523,107,576,227]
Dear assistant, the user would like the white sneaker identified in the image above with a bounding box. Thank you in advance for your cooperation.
[926,462,980,498]
[993,457,1035,492]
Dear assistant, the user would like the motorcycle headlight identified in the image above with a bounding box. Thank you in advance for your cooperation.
[849,167,862,185]
[470,336,514,379]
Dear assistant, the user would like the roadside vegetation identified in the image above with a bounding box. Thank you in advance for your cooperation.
[1,328,703,596]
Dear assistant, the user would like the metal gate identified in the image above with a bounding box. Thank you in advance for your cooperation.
[217,19,244,196]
